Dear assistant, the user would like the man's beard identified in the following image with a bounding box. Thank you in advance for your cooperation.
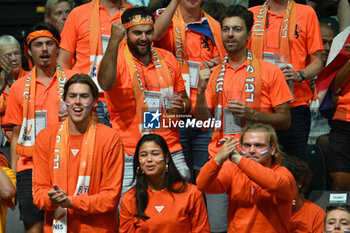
[127,40,151,58]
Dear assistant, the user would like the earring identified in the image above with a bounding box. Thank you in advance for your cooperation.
[298,186,303,194]
[165,163,168,173]
[137,166,144,174]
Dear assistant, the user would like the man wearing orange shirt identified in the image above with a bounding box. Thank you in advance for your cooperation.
[197,123,295,233]
[33,74,124,232]
[57,0,132,127]
[249,0,324,161]
[98,7,191,195]
[195,5,292,232]
[4,22,75,233]
[153,0,226,180]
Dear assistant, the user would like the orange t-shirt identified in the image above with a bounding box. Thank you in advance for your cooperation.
[205,59,293,157]
[3,68,75,172]
[33,123,124,233]
[333,75,350,121]
[196,157,295,233]
[105,44,185,155]
[119,183,210,233]
[154,12,220,113]
[60,2,132,75]
[290,199,325,233]
[248,4,323,108]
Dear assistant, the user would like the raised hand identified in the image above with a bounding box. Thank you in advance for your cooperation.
[111,22,126,42]
[215,137,239,165]
[198,68,212,94]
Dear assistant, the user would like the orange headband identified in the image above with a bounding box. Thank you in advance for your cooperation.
[123,15,154,29]
[26,30,59,46]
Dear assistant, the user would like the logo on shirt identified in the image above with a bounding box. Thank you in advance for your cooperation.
[201,36,211,51]
[155,206,164,213]
[21,125,32,141]
[295,24,302,39]
[143,111,161,129]
[71,149,79,157]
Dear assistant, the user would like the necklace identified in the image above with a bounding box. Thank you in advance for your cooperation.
[149,187,165,192]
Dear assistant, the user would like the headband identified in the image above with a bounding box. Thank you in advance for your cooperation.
[26,30,59,46]
[123,15,154,29]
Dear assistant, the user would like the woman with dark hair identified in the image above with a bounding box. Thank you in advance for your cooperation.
[119,134,210,232]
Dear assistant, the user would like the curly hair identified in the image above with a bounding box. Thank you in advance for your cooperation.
[281,155,312,194]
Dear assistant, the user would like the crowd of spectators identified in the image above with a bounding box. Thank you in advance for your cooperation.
[0,0,349,232]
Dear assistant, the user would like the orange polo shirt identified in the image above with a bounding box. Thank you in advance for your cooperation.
[60,2,132,75]
[105,43,185,155]
[120,183,210,233]
[196,157,295,233]
[154,12,220,112]
[333,73,350,121]
[249,4,323,108]
[205,59,293,157]
[33,123,124,233]
[4,68,75,172]
[290,199,325,233]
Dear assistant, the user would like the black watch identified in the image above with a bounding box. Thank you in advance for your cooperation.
[297,71,306,82]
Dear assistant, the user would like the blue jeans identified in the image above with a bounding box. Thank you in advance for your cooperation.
[96,101,111,127]
[178,123,212,172]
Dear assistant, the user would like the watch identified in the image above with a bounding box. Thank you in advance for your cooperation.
[297,71,306,82]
